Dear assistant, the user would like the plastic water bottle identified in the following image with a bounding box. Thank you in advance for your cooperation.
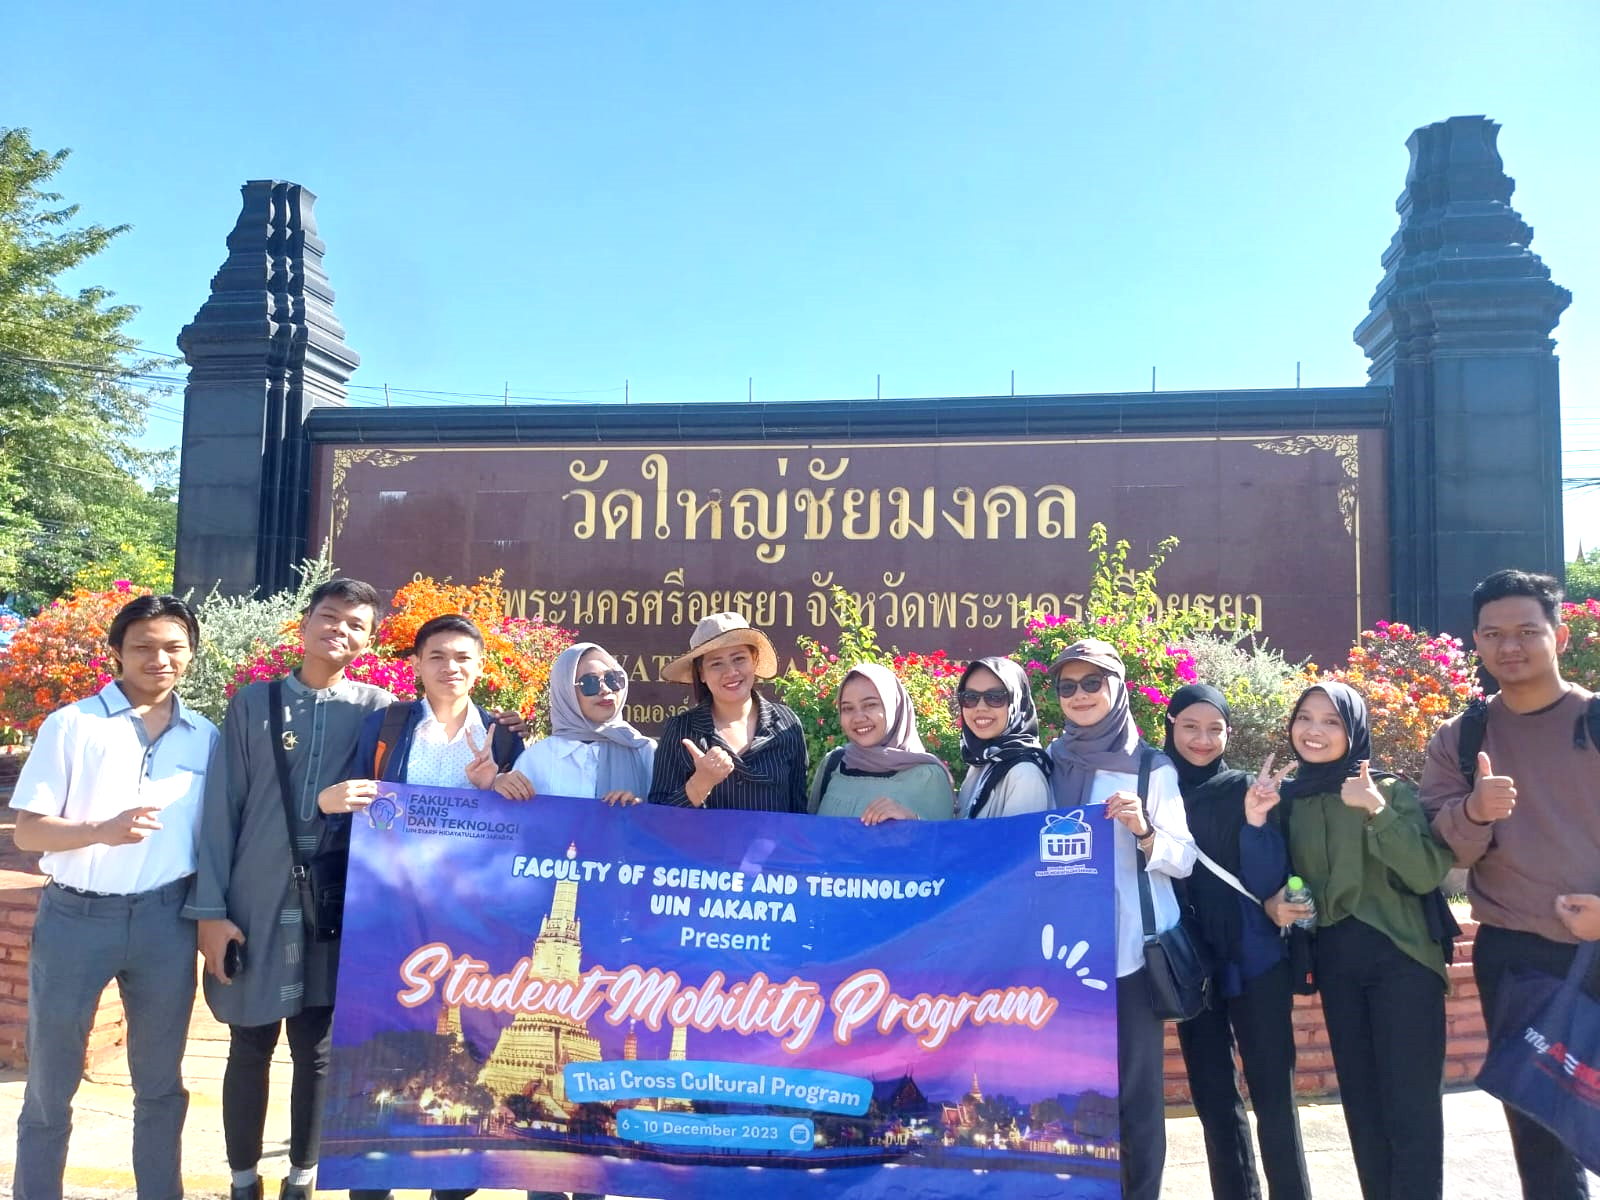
[1285,875,1317,930]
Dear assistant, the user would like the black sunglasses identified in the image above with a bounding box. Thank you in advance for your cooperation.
[1055,674,1109,698]
[958,687,1010,709]
[577,670,627,696]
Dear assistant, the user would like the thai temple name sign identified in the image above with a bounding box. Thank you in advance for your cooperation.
[312,432,1386,724]
[320,787,1121,1199]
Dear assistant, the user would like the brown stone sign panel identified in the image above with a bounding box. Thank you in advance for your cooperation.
[309,432,1388,725]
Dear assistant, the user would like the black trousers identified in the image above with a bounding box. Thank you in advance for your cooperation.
[1471,923,1594,1200]
[224,1006,334,1171]
[1315,917,1445,1200]
[1177,959,1311,1200]
[1117,968,1167,1200]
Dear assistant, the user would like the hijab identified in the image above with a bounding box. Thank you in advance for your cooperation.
[837,663,949,777]
[1163,684,1233,793]
[547,642,656,797]
[1280,680,1372,801]
[1046,658,1145,812]
[958,657,1051,816]
[1164,684,1256,963]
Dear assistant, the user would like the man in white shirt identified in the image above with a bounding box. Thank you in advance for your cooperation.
[10,594,219,1200]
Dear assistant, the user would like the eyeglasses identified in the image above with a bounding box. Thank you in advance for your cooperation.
[1055,674,1109,698]
[958,688,1010,709]
[577,670,628,696]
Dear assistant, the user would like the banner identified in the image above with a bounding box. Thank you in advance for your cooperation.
[320,785,1122,1198]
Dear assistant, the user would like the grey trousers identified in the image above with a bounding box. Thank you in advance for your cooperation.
[14,877,197,1200]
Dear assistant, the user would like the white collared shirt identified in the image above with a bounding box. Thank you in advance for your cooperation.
[1082,763,1198,978]
[12,682,219,895]
[404,702,487,788]
[510,736,602,798]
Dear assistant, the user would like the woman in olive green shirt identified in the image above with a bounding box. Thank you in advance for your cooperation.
[809,663,955,822]
[1253,681,1454,1200]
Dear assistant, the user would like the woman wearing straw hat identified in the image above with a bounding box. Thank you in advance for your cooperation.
[648,612,808,812]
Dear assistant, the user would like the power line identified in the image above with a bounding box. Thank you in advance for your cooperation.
[0,315,186,364]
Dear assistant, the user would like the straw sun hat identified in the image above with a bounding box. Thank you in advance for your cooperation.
[661,612,779,684]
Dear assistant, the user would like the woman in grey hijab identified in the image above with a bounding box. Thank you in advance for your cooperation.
[495,642,656,803]
[1045,637,1196,1200]
[809,662,955,822]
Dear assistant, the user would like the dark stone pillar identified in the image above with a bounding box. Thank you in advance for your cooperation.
[173,181,359,597]
[1355,116,1570,637]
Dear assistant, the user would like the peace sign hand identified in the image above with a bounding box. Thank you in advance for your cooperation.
[1244,753,1294,827]
[1340,760,1384,815]
[465,727,499,791]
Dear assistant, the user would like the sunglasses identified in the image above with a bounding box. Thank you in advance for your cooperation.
[958,687,1011,709]
[577,670,627,696]
[1055,674,1109,698]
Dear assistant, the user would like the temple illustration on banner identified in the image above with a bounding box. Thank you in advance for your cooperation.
[478,843,603,1102]
[331,833,1117,1178]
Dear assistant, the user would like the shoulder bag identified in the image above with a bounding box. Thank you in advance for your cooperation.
[1134,745,1215,1020]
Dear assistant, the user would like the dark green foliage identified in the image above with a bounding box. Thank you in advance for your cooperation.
[0,127,176,608]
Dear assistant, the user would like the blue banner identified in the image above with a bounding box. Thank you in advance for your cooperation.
[320,786,1121,1198]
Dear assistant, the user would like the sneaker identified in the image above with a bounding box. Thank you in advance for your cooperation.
[278,1182,311,1200]
[231,1183,263,1200]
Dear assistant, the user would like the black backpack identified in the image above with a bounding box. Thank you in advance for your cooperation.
[1456,693,1600,784]
[372,701,522,780]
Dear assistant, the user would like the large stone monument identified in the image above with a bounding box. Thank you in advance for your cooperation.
[173,181,359,596]
[1355,115,1570,635]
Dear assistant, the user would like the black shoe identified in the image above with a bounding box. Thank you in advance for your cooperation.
[278,1182,311,1200]
[231,1183,262,1200]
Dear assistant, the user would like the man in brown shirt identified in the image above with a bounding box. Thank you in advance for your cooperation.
[1420,568,1600,1200]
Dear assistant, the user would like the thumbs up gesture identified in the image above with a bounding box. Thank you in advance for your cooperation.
[1340,760,1385,815]
[1465,752,1517,824]
[682,738,735,807]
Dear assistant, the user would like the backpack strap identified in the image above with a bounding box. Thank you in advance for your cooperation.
[819,746,846,797]
[488,713,524,773]
[1457,697,1490,785]
[1133,744,1159,940]
[372,702,413,780]
[1573,695,1600,754]
[1461,693,1600,782]
[267,680,312,872]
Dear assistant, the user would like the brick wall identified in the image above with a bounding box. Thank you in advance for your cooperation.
[1163,917,1485,1104]
[0,809,129,1070]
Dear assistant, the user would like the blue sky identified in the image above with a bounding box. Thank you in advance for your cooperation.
[6,1,1598,545]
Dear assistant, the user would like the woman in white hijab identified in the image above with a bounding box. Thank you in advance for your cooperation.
[495,642,656,804]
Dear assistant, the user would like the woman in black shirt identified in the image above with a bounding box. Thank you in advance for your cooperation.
[648,612,808,813]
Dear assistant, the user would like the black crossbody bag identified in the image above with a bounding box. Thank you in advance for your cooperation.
[268,680,347,942]
[1133,744,1215,1021]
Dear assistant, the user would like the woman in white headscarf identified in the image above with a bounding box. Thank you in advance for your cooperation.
[809,662,955,822]
[495,642,655,804]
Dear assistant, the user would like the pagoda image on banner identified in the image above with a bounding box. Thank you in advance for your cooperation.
[477,844,602,1102]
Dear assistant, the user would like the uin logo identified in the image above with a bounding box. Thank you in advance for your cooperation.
[365,790,403,831]
[1040,809,1093,865]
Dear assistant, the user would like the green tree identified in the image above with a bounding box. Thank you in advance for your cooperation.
[1564,546,1600,604]
[0,127,175,608]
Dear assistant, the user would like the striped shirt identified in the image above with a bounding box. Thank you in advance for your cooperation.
[649,695,809,814]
